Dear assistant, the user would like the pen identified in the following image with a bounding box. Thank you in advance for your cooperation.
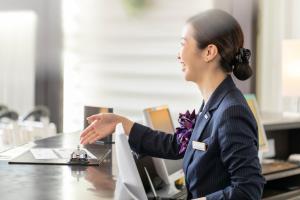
[95,141,115,145]
[98,149,112,166]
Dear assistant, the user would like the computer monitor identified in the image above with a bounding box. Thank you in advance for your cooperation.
[244,94,269,153]
[114,123,148,200]
[143,105,184,186]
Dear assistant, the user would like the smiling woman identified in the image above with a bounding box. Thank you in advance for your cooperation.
[178,10,252,86]
[80,9,265,200]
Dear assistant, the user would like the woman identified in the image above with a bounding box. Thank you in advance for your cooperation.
[80,9,265,200]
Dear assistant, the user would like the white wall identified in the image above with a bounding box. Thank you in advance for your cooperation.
[0,11,36,115]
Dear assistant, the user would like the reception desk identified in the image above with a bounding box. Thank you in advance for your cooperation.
[0,132,116,200]
[1,112,300,200]
[262,112,300,200]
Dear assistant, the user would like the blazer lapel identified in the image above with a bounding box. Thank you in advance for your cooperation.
[183,110,211,175]
[183,75,236,176]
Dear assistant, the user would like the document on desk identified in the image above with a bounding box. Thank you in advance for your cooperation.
[30,148,97,160]
[0,142,35,160]
[53,148,97,159]
[30,148,59,160]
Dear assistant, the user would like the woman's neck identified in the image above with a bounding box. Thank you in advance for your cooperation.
[197,71,227,103]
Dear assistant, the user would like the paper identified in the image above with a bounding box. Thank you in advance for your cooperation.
[114,123,148,200]
[0,142,35,160]
[53,148,73,159]
[54,148,97,159]
[30,148,58,160]
[30,148,97,160]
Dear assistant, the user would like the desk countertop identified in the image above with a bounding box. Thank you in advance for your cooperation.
[0,133,116,200]
[262,112,300,131]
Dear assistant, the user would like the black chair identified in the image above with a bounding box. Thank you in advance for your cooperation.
[22,105,50,122]
[0,110,19,121]
[0,104,8,112]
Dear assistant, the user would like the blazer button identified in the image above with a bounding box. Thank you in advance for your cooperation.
[204,114,208,119]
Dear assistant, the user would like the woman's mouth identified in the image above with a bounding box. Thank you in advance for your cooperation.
[181,61,186,71]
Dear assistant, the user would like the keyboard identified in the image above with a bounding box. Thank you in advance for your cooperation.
[170,188,187,200]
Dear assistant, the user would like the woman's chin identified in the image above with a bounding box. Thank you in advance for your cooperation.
[184,74,192,81]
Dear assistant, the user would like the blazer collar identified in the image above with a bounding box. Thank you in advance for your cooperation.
[200,75,236,114]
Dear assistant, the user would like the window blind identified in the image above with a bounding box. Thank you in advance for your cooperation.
[63,0,213,132]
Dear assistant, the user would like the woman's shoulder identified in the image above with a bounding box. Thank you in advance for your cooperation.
[214,88,255,124]
[219,88,249,109]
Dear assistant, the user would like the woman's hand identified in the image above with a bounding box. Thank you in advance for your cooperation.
[80,113,134,145]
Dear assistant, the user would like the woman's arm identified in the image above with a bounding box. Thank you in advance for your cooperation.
[206,105,265,200]
[80,113,183,160]
[128,123,183,160]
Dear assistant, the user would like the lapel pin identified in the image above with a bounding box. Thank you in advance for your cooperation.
[204,114,208,119]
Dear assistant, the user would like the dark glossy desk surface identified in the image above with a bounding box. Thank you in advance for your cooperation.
[0,133,116,200]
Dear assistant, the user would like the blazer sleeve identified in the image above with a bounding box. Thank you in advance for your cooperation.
[128,123,184,160]
[206,105,265,200]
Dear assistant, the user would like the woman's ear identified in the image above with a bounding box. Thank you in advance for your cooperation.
[204,44,218,63]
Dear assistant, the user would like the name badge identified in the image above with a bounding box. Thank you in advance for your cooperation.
[192,141,208,151]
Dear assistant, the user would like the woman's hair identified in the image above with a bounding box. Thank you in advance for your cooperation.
[187,9,252,81]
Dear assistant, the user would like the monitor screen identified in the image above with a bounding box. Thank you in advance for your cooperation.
[244,94,269,152]
[148,108,174,134]
[143,106,184,184]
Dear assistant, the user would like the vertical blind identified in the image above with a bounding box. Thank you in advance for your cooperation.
[63,0,213,132]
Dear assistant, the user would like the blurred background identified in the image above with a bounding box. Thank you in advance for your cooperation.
[0,0,300,133]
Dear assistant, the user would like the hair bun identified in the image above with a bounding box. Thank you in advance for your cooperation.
[234,48,251,64]
[232,48,252,80]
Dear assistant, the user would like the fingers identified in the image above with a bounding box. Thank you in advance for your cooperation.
[80,131,95,145]
[87,114,102,124]
[87,133,100,144]
[80,130,98,145]
[80,114,110,145]
[80,123,94,138]
[80,130,103,145]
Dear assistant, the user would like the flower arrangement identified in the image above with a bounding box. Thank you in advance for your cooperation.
[175,109,197,154]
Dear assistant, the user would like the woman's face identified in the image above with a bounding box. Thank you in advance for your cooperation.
[178,24,207,83]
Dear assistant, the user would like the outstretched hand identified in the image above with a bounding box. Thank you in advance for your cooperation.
[80,113,119,145]
[80,113,134,145]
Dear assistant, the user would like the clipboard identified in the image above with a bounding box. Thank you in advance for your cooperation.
[8,148,110,166]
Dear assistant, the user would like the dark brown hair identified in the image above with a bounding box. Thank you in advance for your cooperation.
[187,9,252,81]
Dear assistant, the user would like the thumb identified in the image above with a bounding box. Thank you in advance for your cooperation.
[87,114,102,123]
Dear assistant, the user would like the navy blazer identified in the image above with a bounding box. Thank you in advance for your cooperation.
[128,75,265,200]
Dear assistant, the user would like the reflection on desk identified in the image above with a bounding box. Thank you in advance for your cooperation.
[0,132,116,200]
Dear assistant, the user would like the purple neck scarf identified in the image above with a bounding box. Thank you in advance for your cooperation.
[175,109,197,154]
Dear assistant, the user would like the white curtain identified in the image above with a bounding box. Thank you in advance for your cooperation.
[63,0,213,132]
[256,0,300,113]
[0,11,36,116]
